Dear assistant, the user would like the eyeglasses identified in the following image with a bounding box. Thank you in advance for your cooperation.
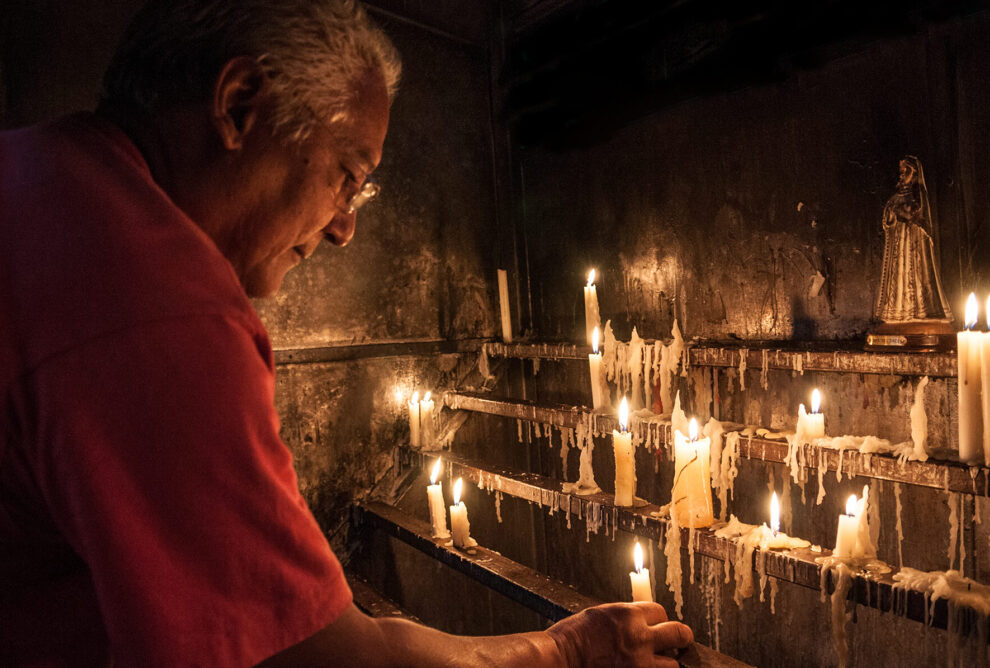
[343,176,380,214]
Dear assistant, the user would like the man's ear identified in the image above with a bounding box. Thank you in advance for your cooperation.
[211,56,269,151]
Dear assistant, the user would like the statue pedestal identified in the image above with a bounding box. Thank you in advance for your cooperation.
[865,320,955,352]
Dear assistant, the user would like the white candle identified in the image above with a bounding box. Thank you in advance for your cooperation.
[629,541,653,602]
[959,293,983,464]
[612,397,636,507]
[672,418,714,528]
[419,391,436,449]
[449,477,474,549]
[833,495,860,558]
[584,269,601,346]
[981,295,990,466]
[408,391,421,447]
[589,326,606,409]
[427,458,449,539]
[758,492,810,550]
[498,269,512,343]
[806,389,825,439]
[770,491,780,535]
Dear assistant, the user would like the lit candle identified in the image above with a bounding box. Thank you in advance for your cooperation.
[833,495,860,558]
[498,269,512,343]
[588,326,606,409]
[629,541,653,602]
[958,293,983,464]
[449,477,475,549]
[419,391,436,449]
[427,458,450,540]
[672,418,714,528]
[981,295,990,466]
[795,389,825,444]
[408,391,421,447]
[612,396,636,507]
[760,491,810,551]
[584,269,601,346]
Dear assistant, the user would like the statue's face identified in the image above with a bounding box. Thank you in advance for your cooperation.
[898,160,915,185]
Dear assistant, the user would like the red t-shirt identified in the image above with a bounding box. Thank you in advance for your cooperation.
[0,114,352,666]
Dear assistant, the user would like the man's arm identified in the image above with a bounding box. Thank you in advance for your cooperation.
[261,601,693,667]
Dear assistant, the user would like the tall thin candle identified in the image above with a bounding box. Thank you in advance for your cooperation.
[958,293,983,464]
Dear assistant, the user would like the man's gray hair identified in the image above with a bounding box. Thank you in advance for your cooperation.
[102,0,401,143]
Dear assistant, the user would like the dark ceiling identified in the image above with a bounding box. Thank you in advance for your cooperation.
[499,0,990,149]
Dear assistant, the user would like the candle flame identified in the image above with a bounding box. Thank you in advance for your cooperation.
[618,396,629,431]
[423,391,431,402]
[592,326,600,354]
[430,458,442,484]
[411,390,419,403]
[966,292,978,329]
[845,494,858,516]
[634,541,644,573]
[811,389,821,414]
[689,417,698,441]
[453,477,463,505]
[987,295,990,330]
[587,269,596,286]
[770,492,780,534]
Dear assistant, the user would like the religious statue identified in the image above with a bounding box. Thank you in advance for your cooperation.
[867,156,954,350]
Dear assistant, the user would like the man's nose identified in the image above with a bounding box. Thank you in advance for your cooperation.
[323,210,357,247]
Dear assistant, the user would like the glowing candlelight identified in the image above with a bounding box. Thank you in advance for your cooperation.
[629,541,653,602]
[833,495,859,558]
[796,389,825,442]
[672,416,714,528]
[426,458,449,539]
[959,292,983,464]
[612,397,635,506]
[449,477,473,548]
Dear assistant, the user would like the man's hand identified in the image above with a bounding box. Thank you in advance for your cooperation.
[546,602,693,667]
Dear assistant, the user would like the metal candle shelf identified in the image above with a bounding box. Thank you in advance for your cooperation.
[355,499,754,666]
[483,341,957,378]
[400,448,983,635]
[444,392,989,498]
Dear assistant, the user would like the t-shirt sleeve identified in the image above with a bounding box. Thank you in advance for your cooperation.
[25,314,351,666]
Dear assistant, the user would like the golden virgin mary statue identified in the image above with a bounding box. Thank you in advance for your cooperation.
[867,156,954,350]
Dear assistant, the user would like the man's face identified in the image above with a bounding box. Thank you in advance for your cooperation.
[234,74,390,298]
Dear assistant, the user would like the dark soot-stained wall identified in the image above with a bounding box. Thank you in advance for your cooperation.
[513,13,990,344]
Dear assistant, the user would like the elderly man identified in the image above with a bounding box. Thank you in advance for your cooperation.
[0,1,692,665]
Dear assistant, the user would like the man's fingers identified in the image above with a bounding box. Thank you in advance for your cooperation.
[631,601,668,625]
[652,621,693,652]
[652,657,679,668]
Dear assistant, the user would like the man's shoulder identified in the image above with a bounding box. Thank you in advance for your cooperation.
[0,113,262,373]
